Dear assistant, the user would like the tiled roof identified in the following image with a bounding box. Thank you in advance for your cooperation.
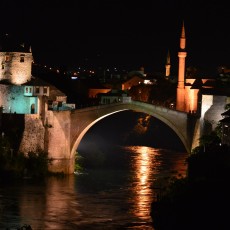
[22,76,66,98]
[22,76,52,86]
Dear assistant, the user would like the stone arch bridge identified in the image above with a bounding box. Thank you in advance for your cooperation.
[44,101,198,174]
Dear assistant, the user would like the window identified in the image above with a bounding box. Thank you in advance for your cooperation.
[43,87,47,94]
[20,55,25,62]
[31,104,35,114]
[5,55,10,62]
[2,64,4,69]
[35,87,40,94]
[24,87,33,95]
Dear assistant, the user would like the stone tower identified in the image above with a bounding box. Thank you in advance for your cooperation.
[0,36,33,85]
[165,50,171,78]
[0,35,40,114]
[176,21,187,111]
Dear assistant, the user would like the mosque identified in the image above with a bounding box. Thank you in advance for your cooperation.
[166,22,216,114]
[0,22,228,119]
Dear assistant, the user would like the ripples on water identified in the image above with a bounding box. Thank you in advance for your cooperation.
[0,146,188,229]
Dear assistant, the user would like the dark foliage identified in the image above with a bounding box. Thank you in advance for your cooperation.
[0,141,53,182]
[151,143,230,230]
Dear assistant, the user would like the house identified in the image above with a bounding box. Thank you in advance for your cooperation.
[0,35,74,114]
[98,89,131,104]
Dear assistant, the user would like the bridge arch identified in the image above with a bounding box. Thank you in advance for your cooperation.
[71,109,129,158]
[70,102,191,162]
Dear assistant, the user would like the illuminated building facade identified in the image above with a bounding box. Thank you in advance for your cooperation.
[176,22,187,112]
[175,22,216,114]
[0,36,74,114]
[0,40,38,114]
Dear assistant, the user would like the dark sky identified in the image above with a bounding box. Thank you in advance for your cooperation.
[1,0,230,74]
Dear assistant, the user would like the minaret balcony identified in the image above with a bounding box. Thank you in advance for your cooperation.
[178,52,187,58]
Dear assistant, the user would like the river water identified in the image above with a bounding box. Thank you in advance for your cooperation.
[0,146,188,230]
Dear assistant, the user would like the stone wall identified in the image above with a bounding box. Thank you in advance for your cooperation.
[203,95,229,134]
[0,52,33,85]
[46,110,72,173]
[191,95,230,149]
[1,113,45,153]
[19,114,45,153]
[1,111,73,174]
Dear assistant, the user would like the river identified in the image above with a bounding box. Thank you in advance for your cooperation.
[0,145,188,230]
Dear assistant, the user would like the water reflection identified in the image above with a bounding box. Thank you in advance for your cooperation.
[129,146,155,220]
[0,146,188,229]
[125,146,187,224]
[19,176,77,229]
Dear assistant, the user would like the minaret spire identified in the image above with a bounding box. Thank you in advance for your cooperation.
[176,21,187,111]
[165,50,171,78]
[180,21,186,50]
[181,21,185,38]
[166,50,170,65]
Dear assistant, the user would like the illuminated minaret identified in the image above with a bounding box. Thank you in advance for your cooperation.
[176,21,187,111]
[165,50,171,78]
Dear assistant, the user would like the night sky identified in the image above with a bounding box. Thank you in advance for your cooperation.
[1,0,230,74]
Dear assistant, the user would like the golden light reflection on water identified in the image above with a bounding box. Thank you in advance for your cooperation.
[128,146,157,220]
[127,146,188,221]
[14,146,188,229]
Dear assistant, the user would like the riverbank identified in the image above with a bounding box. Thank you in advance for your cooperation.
[0,149,62,183]
[151,144,230,230]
